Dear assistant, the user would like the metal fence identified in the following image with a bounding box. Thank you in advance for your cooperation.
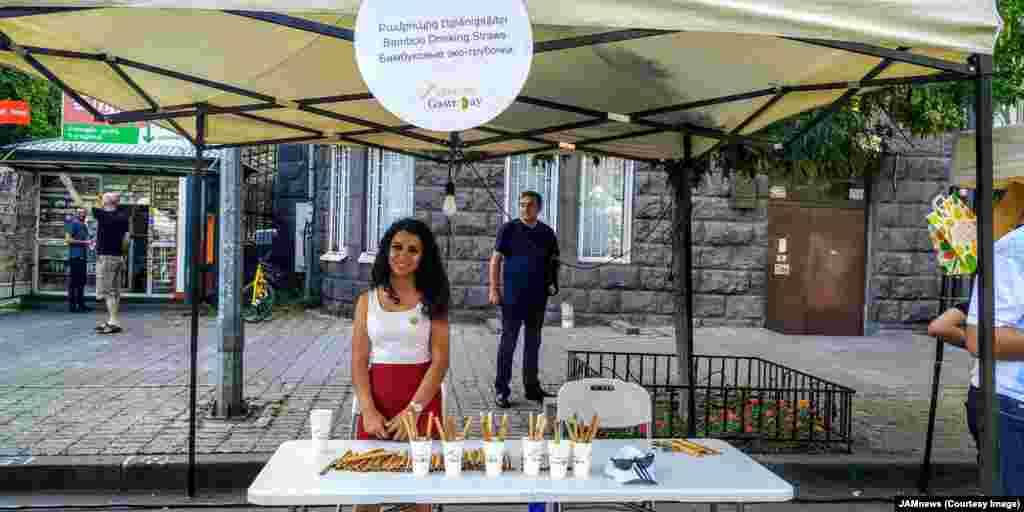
[566,350,855,452]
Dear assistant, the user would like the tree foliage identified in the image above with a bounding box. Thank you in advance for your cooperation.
[0,68,60,147]
[681,0,1024,186]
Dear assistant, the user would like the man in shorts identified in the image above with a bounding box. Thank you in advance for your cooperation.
[91,192,130,334]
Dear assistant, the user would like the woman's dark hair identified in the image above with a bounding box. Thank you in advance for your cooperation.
[370,218,450,319]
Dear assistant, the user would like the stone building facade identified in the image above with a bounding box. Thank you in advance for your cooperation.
[865,135,958,331]
[303,134,956,331]
[311,146,773,327]
[0,170,37,299]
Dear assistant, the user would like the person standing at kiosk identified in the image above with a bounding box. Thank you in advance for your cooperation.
[90,192,130,334]
[64,207,91,313]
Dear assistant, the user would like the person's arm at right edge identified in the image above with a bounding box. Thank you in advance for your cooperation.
[928,308,967,347]
[966,326,1024,360]
[965,258,1024,360]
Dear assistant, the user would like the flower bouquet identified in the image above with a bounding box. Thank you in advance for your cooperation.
[926,193,977,275]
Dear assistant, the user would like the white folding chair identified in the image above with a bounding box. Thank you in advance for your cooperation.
[554,378,654,512]
[338,383,448,512]
[556,378,653,441]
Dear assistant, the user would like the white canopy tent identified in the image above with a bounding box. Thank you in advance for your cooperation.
[0,0,1005,497]
[0,2,1001,161]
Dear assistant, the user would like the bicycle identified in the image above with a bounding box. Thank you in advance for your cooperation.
[241,258,282,323]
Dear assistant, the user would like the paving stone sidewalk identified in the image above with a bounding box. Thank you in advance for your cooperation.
[0,304,977,461]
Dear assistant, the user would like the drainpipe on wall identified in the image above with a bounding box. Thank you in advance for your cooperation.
[862,143,881,337]
[304,145,319,303]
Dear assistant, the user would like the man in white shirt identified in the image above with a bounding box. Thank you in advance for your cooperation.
[965,224,1024,494]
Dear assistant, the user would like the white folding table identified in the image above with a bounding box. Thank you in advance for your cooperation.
[248,439,793,511]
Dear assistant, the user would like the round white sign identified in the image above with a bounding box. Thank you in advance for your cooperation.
[354,0,533,133]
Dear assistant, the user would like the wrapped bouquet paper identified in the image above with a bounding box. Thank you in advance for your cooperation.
[927,193,977,275]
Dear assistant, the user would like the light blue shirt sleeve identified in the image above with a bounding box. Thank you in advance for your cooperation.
[968,228,1024,329]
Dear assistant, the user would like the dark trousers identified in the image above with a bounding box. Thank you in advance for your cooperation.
[998,393,1024,495]
[67,257,87,308]
[495,303,546,398]
[966,385,981,452]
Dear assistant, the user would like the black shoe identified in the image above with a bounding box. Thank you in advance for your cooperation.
[525,388,555,402]
[77,305,93,312]
[495,395,512,409]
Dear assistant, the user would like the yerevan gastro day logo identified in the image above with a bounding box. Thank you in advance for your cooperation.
[418,82,483,112]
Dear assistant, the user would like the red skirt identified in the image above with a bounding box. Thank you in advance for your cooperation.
[355,361,443,440]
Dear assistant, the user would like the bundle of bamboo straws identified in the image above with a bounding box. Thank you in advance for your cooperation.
[320,448,410,474]
[480,412,510,442]
[526,413,600,443]
[564,414,600,443]
[654,439,721,457]
[527,413,548,442]
[392,411,428,442]
[428,412,473,442]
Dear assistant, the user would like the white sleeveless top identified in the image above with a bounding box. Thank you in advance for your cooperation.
[366,288,431,365]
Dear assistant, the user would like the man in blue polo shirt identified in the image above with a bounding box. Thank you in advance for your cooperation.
[64,207,91,313]
[489,191,559,409]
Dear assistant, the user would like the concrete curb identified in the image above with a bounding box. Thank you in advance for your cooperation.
[0,453,269,492]
[0,452,979,492]
[753,454,979,493]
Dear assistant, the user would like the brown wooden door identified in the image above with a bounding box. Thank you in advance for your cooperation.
[766,204,808,334]
[766,204,866,336]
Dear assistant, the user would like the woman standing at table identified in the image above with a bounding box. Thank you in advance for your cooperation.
[352,218,450,512]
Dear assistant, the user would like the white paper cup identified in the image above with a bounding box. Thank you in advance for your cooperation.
[443,440,464,478]
[484,441,505,478]
[309,409,332,453]
[548,440,571,480]
[410,440,432,478]
[522,437,545,477]
[572,442,593,479]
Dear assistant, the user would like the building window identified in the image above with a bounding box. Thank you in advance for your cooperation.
[361,149,415,262]
[505,154,558,230]
[995,100,1024,128]
[321,146,350,262]
[578,155,634,263]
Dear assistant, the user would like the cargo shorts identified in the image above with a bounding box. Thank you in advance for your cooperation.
[95,255,124,300]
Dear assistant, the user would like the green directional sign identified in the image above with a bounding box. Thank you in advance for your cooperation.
[62,122,140,144]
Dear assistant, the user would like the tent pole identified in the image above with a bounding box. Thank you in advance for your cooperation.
[919,270,951,493]
[972,53,999,495]
[683,136,697,439]
[187,105,207,499]
[669,134,697,438]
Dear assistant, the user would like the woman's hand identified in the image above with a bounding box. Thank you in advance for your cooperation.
[362,408,389,439]
[386,407,420,441]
